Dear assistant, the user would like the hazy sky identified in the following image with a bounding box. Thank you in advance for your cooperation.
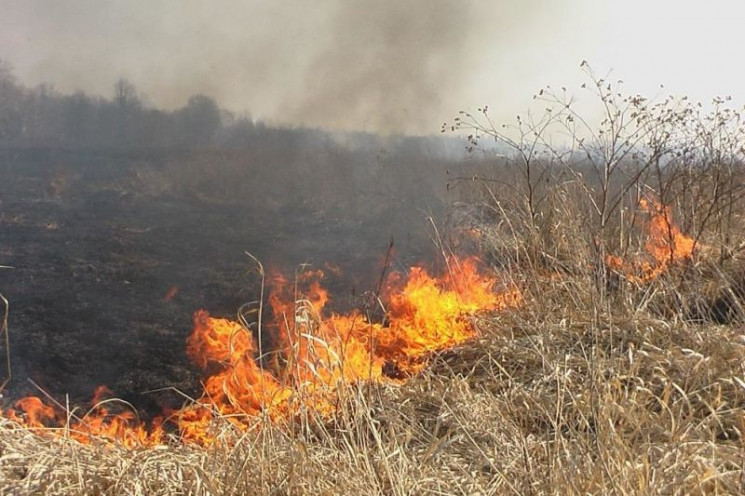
[2,0,744,134]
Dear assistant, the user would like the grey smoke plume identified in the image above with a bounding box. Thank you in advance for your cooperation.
[1,0,580,134]
[281,1,474,132]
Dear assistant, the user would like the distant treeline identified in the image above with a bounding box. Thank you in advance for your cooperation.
[0,64,218,149]
[0,60,463,153]
[0,60,301,149]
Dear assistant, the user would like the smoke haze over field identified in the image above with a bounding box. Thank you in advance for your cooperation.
[4,1,745,133]
[1,0,604,134]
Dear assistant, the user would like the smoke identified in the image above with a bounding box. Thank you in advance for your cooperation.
[0,0,584,134]
[280,1,474,132]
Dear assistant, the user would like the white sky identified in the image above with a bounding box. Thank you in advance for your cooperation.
[1,0,744,134]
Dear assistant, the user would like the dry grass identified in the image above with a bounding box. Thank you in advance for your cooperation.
[2,265,745,495]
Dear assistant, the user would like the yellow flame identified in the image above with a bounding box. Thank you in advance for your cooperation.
[2,255,520,447]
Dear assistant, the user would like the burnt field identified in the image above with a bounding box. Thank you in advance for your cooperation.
[3,66,745,493]
[0,145,458,413]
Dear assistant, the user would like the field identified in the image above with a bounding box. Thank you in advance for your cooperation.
[2,83,745,494]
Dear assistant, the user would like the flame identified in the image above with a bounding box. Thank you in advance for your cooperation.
[3,386,164,448]
[176,256,520,443]
[2,255,519,447]
[607,199,695,283]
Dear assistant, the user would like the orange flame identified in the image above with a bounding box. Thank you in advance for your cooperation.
[2,255,520,447]
[607,199,695,282]
[176,256,520,443]
[3,386,164,448]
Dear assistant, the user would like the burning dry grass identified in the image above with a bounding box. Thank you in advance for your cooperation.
[2,275,745,494]
[5,73,745,494]
[1,254,521,447]
[2,184,745,493]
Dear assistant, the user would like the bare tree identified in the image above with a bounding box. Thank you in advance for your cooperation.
[114,78,141,109]
[0,59,23,142]
[177,94,221,147]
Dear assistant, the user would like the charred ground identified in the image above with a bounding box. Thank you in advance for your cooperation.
[0,141,466,415]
